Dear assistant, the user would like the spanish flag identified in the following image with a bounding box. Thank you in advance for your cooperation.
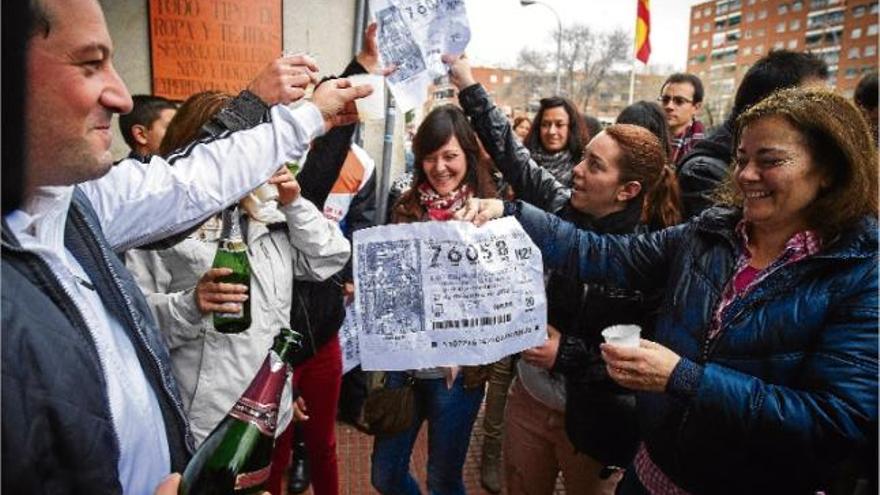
[635,0,651,64]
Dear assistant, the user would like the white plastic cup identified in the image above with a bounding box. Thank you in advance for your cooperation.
[601,325,641,348]
[347,73,386,121]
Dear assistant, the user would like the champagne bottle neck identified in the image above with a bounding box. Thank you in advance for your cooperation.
[271,332,299,364]
[220,206,244,243]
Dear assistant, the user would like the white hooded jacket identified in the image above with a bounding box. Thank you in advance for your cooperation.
[127,196,349,445]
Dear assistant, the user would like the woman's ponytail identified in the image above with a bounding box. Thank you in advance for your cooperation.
[643,165,682,228]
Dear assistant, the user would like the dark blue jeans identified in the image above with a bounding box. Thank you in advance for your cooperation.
[370,371,485,495]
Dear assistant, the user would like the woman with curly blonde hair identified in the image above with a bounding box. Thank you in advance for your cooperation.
[464,88,878,494]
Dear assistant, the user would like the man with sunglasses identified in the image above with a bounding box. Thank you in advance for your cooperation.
[658,73,705,165]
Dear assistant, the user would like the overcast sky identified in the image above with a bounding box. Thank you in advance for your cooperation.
[464,0,703,71]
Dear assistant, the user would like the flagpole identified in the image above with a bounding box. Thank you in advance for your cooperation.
[628,0,638,105]
[628,58,636,105]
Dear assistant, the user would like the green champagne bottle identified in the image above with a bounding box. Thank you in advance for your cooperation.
[178,328,303,495]
[212,207,251,334]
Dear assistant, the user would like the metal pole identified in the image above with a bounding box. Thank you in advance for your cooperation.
[521,1,562,96]
[352,0,368,146]
[628,58,637,105]
[375,87,396,225]
[352,0,367,55]
[555,15,562,95]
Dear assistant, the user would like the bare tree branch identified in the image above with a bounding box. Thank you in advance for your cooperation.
[576,28,629,112]
[503,48,553,110]
[502,26,629,114]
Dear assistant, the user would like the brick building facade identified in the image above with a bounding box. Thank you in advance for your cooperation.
[687,0,878,122]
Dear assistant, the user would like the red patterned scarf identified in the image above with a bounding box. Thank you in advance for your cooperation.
[417,182,472,221]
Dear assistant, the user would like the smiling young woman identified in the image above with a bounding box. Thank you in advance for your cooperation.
[371,104,501,495]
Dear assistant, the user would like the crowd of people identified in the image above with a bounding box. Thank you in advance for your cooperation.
[2,1,878,495]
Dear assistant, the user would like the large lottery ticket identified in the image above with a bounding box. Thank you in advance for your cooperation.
[352,217,546,370]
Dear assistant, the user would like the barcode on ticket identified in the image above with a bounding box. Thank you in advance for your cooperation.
[432,313,512,330]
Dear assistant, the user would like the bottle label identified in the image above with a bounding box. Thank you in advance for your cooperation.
[215,308,244,319]
[222,240,247,252]
[228,397,278,436]
[234,465,271,490]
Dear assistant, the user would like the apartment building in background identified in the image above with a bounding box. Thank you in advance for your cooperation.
[687,0,878,124]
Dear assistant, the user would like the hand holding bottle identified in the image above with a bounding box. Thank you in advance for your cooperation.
[194,267,248,315]
[267,166,301,206]
[162,472,271,495]
[158,473,270,495]
[154,473,181,495]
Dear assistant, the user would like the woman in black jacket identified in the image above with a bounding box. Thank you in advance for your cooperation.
[446,54,682,493]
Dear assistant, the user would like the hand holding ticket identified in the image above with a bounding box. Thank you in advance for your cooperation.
[351,217,546,371]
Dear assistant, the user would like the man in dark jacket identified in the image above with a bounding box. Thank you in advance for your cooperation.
[1,1,370,493]
[677,49,828,219]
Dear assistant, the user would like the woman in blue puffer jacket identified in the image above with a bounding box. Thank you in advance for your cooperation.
[457,88,878,494]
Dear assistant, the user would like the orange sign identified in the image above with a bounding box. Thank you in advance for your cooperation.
[149,0,282,100]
